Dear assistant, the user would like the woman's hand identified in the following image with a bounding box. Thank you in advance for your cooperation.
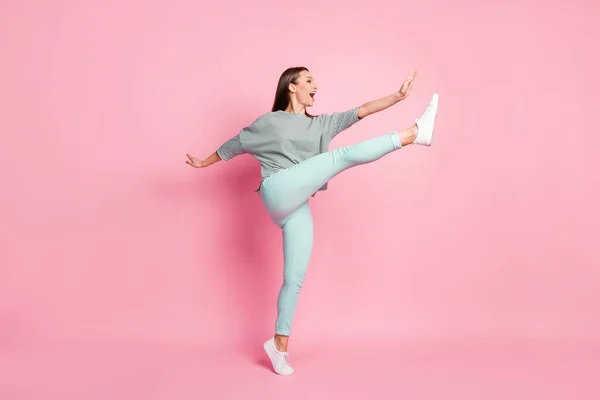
[186,153,205,168]
[186,151,222,168]
[398,69,417,100]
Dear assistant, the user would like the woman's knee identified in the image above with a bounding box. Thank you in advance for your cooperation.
[284,270,307,292]
[334,145,367,167]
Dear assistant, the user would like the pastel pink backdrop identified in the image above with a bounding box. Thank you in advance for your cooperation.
[1,0,599,398]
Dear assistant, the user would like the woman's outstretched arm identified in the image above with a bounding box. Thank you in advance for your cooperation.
[357,69,417,119]
[186,133,246,168]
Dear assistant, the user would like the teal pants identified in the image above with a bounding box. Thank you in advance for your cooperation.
[259,131,403,335]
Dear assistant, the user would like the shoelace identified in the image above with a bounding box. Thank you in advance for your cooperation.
[278,352,291,369]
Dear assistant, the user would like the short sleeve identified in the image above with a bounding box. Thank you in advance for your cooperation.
[216,134,245,161]
[318,106,361,140]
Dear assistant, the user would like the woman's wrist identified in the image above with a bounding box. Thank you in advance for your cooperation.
[393,91,406,102]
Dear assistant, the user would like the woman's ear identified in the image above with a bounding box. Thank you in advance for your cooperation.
[288,83,296,93]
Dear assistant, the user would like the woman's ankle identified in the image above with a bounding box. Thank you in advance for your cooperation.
[399,124,418,146]
[274,334,289,352]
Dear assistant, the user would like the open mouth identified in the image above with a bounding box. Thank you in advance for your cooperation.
[309,91,316,100]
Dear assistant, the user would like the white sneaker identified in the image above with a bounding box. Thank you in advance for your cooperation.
[414,93,439,146]
[263,337,294,376]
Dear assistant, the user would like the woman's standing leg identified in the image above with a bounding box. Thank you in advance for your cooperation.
[263,201,314,376]
[276,202,314,337]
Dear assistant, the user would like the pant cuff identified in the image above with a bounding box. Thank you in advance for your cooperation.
[390,131,402,150]
[275,328,291,336]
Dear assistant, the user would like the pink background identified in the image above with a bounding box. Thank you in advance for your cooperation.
[1,0,599,399]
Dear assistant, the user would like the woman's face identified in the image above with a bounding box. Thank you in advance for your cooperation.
[289,70,318,108]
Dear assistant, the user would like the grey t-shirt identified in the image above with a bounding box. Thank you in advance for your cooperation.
[216,107,361,191]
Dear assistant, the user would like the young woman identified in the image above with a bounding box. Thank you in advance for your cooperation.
[186,67,439,376]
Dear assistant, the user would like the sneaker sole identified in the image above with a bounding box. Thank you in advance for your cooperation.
[421,94,439,146]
